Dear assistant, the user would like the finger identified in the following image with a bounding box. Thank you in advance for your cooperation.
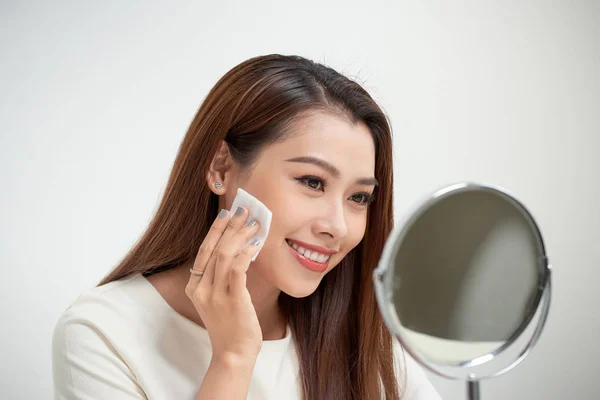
[214,214,260,292]
[201,206,250,290]
[188,208,229,292]
[229,238,262,296]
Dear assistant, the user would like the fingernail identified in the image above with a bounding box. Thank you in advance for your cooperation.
[218,209,227,219]
[246,219,257,227]
[251,238,261,246]
[235,207,244,216]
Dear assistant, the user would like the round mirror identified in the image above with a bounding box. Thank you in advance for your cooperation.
[374,182,552,399]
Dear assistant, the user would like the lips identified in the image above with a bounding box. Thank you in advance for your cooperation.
[286,239,331,272]
[285,239,332,263]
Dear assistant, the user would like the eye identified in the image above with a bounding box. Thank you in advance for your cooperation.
[296,176,326,191]
[296,176,375,206]
[350,192,376,206]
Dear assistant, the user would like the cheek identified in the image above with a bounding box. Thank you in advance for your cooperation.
[348,213,368,243]
[328,215,368,266]
[343,215,368,252]
[244,181,299,238]
[267,197,313,236]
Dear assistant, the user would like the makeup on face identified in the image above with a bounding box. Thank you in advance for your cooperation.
[285,238,338,273]
[241,114,376,292]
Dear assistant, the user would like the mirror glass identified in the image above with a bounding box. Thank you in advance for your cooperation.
[388,186,545,367]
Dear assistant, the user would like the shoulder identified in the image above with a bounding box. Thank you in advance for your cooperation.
[52,273,165,362]
[52,274,155,399]
[54,273,154,332]
[392,339,442,400]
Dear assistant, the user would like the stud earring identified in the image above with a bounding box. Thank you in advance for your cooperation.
[214,181,223,189]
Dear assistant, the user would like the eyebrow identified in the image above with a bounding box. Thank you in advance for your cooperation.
[284,156,379,186]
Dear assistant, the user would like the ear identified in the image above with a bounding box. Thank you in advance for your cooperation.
[206,140,234,195]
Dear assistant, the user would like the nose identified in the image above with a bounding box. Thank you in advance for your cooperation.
[312,199,348,240]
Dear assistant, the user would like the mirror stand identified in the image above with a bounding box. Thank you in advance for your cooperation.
[467,380,480,400]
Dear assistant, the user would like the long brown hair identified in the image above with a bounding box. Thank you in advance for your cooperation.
[99,54,401,400]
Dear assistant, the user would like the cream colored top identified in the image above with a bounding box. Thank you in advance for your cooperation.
[52,273,441,399]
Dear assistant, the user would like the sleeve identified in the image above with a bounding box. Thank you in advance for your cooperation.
[394,341,442,400]
[52,310,147,400]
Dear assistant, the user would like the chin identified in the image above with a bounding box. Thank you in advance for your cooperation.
[278,280,322,298]
[280,287,319,299]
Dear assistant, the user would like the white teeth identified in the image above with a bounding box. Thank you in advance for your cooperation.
[287,240,330,263]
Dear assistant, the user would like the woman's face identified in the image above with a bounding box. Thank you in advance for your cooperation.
[227,112,377,298]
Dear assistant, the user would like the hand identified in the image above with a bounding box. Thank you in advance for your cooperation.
[185,207,263,363]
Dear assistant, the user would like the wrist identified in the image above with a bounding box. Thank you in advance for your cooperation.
[211,352,258,370]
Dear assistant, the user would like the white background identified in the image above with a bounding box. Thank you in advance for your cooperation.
[1,1,598,398]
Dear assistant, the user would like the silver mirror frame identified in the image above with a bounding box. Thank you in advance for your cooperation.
[373,182,552,396]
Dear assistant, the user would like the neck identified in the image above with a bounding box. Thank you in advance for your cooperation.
[168,263,287,341]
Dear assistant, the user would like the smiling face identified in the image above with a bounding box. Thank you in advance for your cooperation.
[221,112,377,298]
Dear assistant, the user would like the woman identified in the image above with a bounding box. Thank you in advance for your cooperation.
[52,54,441,399]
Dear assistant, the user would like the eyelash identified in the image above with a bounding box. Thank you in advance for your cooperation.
[295,175,376,206]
